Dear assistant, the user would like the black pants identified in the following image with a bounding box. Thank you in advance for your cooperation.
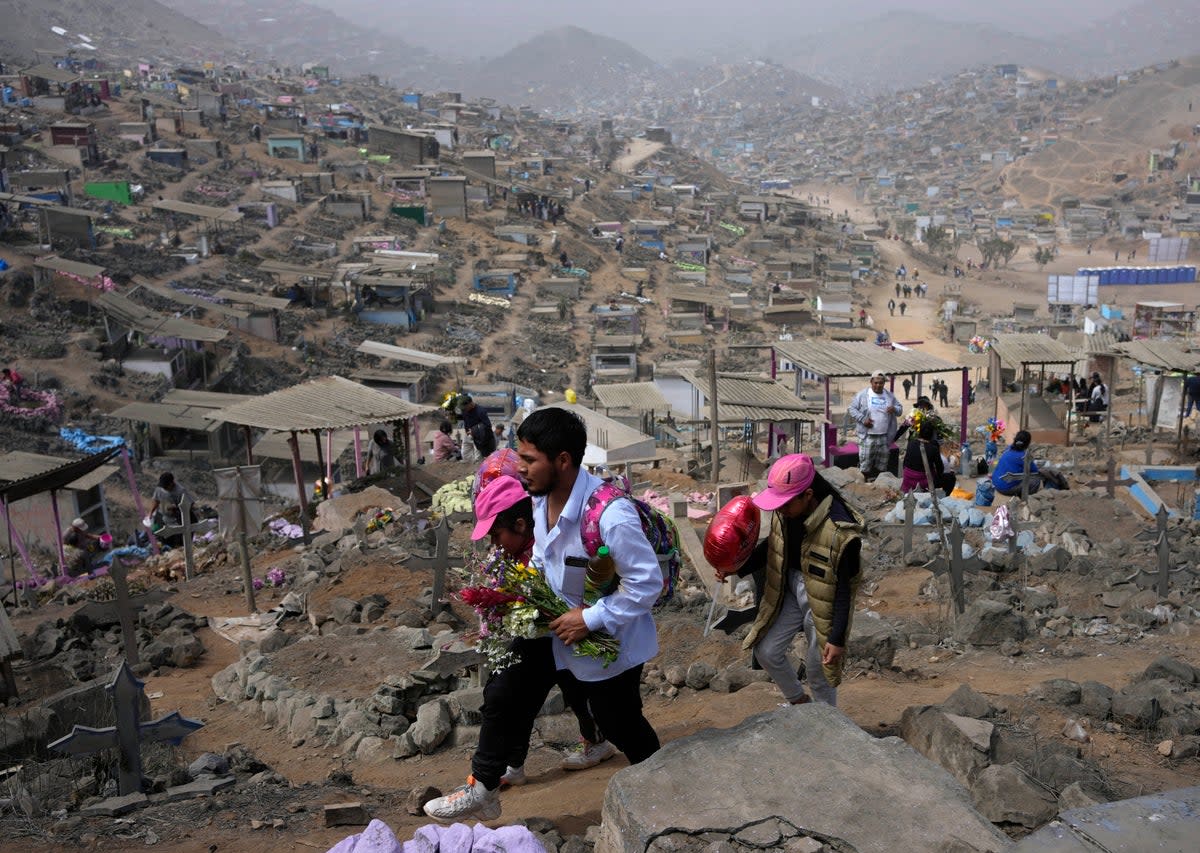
[473,637,659,789]
[504,666,601,769]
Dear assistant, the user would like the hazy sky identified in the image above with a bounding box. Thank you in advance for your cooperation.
[309,0,1137,59]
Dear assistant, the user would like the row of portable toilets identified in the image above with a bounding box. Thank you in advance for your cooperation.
[1077,266,1199,285]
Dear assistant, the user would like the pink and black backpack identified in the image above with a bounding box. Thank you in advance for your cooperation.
[580,479,683,607]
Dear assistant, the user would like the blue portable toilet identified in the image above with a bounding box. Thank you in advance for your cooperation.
[1099,269,1111,285]
[1189,267,1198,282]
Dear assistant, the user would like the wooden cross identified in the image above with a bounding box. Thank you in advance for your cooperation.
[1081,456,1136,499]
[154,495,218,581]
[872,491,917,557]
[926,520,986,615]
[406,511,473,615]
[108,552,140,666]
[48,661,204,796]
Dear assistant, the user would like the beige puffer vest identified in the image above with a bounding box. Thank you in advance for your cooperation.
[742,495,865,686]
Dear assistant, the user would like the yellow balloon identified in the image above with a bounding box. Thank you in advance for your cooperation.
[565,388,577,404]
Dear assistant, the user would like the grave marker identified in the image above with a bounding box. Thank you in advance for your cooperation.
[926,520,986,615]
[407,511,472,615]
[49,661,204,796]
[1081,456,1136,499]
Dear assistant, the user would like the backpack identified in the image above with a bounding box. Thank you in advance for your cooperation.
[580,480,683,607]
[470,421,496,454]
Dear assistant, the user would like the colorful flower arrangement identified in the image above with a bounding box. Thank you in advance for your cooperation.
[253,566,288,591]
[456,549,620,671]
[967,335,991,354]
[909,408,955,441]
[365,508,395,533]
[976,416,1006,443]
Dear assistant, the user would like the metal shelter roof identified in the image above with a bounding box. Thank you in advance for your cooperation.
[592,382,672,412]
[151,199,243,223]
[109,401,226,432]
[676,370,823,423]
[357,340,466,368]
[207,375,437,432]
[987,334,1078,366]
[214,289,292,310]
[0,448,120,503]
[1112,341,1200,373]
[95,292,229,343]
[132,277,248,320]
[773,339,967,378]
[23,64,82,85]
[33,255,106,278]
[0,191,57,207]
[667,282,732,308]
[257,260,328,280]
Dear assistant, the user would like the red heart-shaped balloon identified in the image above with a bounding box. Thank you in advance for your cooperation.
[703,495,762,572]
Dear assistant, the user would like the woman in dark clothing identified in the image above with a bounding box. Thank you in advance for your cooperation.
[367,429,396,475]
[900,417,956,494]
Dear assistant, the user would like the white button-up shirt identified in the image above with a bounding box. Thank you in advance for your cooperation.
[532,468,660,682]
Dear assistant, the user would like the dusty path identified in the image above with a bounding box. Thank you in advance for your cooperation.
[612,139,664,175]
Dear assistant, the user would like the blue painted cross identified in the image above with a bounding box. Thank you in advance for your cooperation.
[48,661,204,796]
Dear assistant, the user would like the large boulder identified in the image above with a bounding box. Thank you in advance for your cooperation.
[953,599,1026,646]
[971,763,1058,829]
[595,704,1010,853]
[899,705,994,787]
[409,698,452,755]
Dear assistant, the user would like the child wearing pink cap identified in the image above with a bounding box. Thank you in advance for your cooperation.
[715,454,866,706]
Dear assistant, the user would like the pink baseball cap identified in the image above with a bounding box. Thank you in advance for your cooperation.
[752,454,817,511]
[471,475,528,540]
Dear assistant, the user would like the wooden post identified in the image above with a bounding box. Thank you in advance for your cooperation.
[1149,371,1166,430]
[902,491,915,557]
[1019,364,1029,431]
[287,431,311,545]
[947,520,968,615]
[1155,504,1170,599]
[708,348,721,483]
[49,490,68,577]
[109,555,140,666]
[1020,446,1033,502]
[959,367,969,445]
[353,426,364,478]
[179,494,196,581]
[312,430,325,494]
[238,531,257,613]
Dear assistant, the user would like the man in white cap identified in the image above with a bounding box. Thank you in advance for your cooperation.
[715,454,866,706]
[847,370,903,481]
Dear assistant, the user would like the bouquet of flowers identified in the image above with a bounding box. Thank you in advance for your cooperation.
[440,391,469,422]
[967,335,991,354]
[976,416,1005,443]
[909,407,955,442]
[456,549,620,671]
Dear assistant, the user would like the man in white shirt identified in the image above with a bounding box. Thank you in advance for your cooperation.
[425,407,661,822]
[847,370,903,481]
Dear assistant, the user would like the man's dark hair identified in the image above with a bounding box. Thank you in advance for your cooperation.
[492,496,533,533]
[158,472,175,489]
[517,407,586,467]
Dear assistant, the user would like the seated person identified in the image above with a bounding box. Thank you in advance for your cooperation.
[62,517,101,576]
[991,430,1067,496]
[900,416,956,495]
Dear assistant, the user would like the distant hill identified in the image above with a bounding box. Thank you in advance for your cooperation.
[154,0,441,84]
[769,11,1067,95]
[463,26,660,109]
[1065,0,1200,75]
[769,3,1200,95]
[1003,57,1200,207]
[0,0,232,66]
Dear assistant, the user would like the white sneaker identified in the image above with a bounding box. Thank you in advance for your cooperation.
[561,739,617,771]
[499,765,526,787]
[423,776,501,822]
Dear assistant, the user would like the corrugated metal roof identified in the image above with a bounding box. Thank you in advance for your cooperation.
[667,283,730,308]
[0,450,119,496]
[132,278,248,319]
[109,401,224,431]
[676,370,823,423]
[23,64,82,84]
[1112,340,1200,372]
[95,292,229,343]
[208,375,437,431]
[774,340,967,377]
[258,260,327,279]
[357,340,466,367]
[151,199,243,223]
[33,255,106,278]
[214,289,292,310]
[988,334,1077,365]
[592,382,671,412]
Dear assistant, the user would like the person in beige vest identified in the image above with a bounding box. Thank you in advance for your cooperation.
[716,453,865,706]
